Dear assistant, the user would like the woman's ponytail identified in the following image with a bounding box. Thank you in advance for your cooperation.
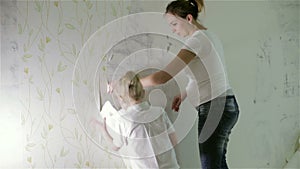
[166,0,205,20]
[194,0,205,13]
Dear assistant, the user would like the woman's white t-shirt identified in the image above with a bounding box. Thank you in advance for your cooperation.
[182,30,233,106]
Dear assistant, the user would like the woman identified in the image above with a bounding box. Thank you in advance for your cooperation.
[140,0,240,168]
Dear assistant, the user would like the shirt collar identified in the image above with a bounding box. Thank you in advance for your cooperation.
[119,101,163,123]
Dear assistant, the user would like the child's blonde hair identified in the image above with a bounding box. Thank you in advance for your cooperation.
[115,71,145,108]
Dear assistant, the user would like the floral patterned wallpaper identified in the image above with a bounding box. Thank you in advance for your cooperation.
[15,1,161,168]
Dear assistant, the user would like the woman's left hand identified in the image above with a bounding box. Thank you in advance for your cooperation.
[172,92,187,112]
[172,95,182,112]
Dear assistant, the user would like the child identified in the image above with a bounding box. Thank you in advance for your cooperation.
[95,71,179,169]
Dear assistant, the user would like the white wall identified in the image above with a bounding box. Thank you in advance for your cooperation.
[202,1,299,168]
[1,0,299,168]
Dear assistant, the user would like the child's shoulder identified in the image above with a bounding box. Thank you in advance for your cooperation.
[148,105,165,113]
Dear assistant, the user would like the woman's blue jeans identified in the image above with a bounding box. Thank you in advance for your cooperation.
[196,95,239,169]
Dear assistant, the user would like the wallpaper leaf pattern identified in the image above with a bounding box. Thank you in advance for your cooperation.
[17,0,131,168]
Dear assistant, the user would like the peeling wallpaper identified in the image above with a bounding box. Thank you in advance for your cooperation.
[0,0,299,168]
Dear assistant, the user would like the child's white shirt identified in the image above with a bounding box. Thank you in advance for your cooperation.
[103,101,179,169]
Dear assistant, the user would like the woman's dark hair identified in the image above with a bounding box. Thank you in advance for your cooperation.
[165,0,205,20]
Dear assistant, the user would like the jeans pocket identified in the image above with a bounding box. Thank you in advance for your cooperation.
[197,102,211,116]
[224,97,239,113]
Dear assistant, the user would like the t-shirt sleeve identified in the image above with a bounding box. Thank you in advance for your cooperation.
[185,75,197,94]
[182,33,212,58]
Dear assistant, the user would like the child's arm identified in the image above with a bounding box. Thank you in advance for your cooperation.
[93,118,120,151]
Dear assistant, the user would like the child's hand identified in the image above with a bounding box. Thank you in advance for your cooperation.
[90,118,102,128]
[90,118,108,135]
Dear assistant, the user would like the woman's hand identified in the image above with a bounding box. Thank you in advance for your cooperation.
[172,95,181,112]
[172,92,187,112]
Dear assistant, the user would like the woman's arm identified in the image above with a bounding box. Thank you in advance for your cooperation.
[140,49,196,88]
